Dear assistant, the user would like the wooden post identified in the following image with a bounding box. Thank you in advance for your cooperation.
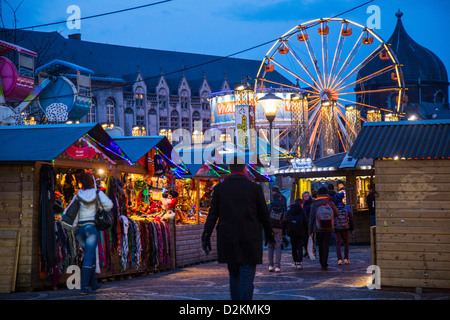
[370,226,376,266]
[195,178,200,224]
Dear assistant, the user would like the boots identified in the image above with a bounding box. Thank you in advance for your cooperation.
[80,266,94,295]
[90,264,101,291]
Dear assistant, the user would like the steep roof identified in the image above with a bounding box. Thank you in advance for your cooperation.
[1,29,291,95]
[358,10,448,85]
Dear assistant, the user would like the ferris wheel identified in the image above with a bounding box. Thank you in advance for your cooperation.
[255,18,405,159]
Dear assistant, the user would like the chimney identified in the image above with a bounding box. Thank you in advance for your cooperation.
[68,33,81,40]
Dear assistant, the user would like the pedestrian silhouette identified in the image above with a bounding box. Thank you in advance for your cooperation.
[201,157,274,300]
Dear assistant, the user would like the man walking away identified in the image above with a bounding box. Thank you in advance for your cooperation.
[308,187,338,271]
[201,157,275,300]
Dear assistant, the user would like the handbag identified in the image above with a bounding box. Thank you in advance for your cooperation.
[307,235,316,260]
[61,196,80,231]
[94,191,113,231]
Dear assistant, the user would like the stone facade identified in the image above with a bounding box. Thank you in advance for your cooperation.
[80,70,231,138]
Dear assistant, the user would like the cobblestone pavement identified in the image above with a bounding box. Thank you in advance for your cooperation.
[1,245,449,301]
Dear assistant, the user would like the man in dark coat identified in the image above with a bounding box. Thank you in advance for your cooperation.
[201,159,274,300]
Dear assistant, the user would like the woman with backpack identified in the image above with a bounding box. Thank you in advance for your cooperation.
[286,198,308,270]
[334,192,354,265]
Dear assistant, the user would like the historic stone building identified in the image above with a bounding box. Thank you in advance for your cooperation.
[1,29,287,138]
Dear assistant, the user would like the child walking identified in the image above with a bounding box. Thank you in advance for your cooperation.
[286,198,308,269]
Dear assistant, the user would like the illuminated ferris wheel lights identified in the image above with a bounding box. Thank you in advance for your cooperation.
[256,17,404,158]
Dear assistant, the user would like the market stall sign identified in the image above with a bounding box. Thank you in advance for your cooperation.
[65,145,97,159]
[234,104,256,151]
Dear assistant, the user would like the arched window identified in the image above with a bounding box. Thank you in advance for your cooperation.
[434,90,445,104]
[106,98,115,124]
[124,107,134,136]
[180,90,189,109]
[88,98,96,123]
[135,87,145,108]
[192,111,201,131]
[158,88,167,109]
[170,110,180,130]
[201,91,209,110]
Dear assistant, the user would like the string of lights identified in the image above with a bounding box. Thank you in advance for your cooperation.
[84,133,133,165]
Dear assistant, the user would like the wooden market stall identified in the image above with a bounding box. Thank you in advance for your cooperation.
[112,136,220,268]
[275,152,374,244]
[0,124,174,292]
[347,120,450,290]
[172,142,273,267]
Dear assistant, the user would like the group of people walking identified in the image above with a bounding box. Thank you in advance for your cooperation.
[268,184,354,272]
[201,157,355,300]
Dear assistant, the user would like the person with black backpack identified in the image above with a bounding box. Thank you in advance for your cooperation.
[308,187,339,271]
[334,192,354,265]
[286,198,308,270]
[267,192,286,272]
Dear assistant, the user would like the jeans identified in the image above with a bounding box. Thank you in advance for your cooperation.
[268,228,283,268]
[316,232,331,269]
[76,222,99,289]
[335,231,349,260]
[227,263,257,300]
[290,236,304,263]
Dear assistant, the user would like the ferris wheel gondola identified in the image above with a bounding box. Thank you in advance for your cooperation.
[255,18,405,159]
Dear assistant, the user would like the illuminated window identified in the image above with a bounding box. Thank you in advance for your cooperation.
[106,98,115,124]
[88,98,96,123]
[135,87,145,108]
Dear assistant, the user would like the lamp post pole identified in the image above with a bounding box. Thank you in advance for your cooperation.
[258,92,282,169]
[266,114,275,168]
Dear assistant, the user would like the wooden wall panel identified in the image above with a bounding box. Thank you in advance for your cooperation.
[374,159,450,290]
[175,224,217,267]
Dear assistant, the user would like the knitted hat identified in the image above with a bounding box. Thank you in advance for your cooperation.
[334,192,345,202]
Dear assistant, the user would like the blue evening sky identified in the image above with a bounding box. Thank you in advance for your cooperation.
[2,0,449,77]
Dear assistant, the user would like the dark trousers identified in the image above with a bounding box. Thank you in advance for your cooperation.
[227,263,257,300]
[290,236,304,263]
[335,231,349,260]
[316,232,332,268]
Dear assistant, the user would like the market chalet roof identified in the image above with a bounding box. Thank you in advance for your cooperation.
[0,123,130,162]
[347,120,450,160]
[1,29,292,94]
[112,135,174,163]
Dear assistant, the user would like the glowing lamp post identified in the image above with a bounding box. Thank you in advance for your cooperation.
[259,92,282,168]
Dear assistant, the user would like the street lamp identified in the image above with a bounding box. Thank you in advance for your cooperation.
[259,92,283,168]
